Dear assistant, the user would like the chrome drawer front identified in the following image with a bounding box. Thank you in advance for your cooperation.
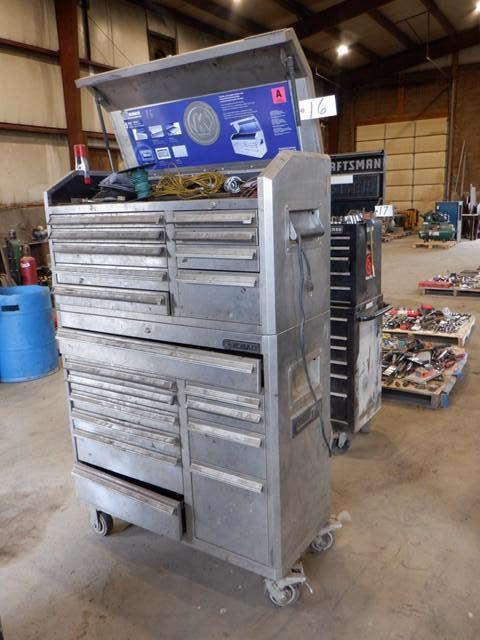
[187,398,262,424]
[54,252,168,268]
[55,286,170,316]
[189,421,266,479]
[65,358,176,392]
[174,245,259,272]
[53,241,166,256]
[50,212,164,225]
[173,210,256,226]
[68,373,176,406]
[174,228,258,243]
[73,463,183,541]
[175,271,259,325]
[72,410,180,456]
[75,430,184,493]
[56,265,168,291]
[191,465,268,563]
[51,226,166,242]
[58,329,262,393]
[185,384,261,410]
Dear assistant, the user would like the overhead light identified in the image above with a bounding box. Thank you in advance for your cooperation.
[476,1,480,12]
[337,44,350,57]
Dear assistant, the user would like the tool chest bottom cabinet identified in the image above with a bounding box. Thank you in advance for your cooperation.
[59,320,334,606]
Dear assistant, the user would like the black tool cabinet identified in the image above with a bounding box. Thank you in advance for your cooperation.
[330,220,387,449]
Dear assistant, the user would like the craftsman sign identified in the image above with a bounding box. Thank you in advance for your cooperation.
[331,153,384,175]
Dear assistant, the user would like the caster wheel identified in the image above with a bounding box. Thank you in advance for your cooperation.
[92,511,113,536]
[264,584,300,608]
[332,433,350,455]
[360,421,371,434]
[310,530,336,553]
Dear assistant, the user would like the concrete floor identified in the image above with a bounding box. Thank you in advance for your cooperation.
[1,237,480,640]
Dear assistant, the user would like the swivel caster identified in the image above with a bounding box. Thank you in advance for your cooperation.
[310,530,336,553]
[264,563,307,608]
[91,510,114,537]
[310,519,342,553]
[332,431,350,455]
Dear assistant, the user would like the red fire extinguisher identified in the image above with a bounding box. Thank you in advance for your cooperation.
[20,244,38,285]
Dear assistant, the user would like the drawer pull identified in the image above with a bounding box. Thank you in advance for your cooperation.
[50,212,164,225]
[177,272,257,287]
[187,398,262,423]
[173,211,255,225]
[188,420,263,447]
[175,246,256,260]
[185,384,261,409]
[54,242,166,257]
[174,230,256,242]
[55,285,166,305]
[190,462,264,493]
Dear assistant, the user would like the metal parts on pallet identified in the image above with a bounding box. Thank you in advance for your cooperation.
[46,29,333,606]
[383,306,472,334]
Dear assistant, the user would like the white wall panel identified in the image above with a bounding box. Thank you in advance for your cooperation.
[356,124,385,142]
[0,0,58,50]
[0,132,69,205]
[0,51,66,128]
[356,140,384,152]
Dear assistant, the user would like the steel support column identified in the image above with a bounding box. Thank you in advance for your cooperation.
[54,0,86,168]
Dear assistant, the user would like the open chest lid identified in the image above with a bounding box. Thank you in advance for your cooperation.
[76,29,322,172]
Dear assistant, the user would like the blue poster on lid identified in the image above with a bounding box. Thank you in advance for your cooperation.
[121,81,300,170]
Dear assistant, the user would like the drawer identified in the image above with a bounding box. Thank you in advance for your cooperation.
[173,210,256,226]
[55,285,170,316]
[174,245,259,272]
[190,462,268,564]
[65,356,179,433]
[74,428,183,493]
[72,410,180,458]
[49,211,164,226]
[73,463,183,540]
[173,228,257,244]
[189,419,266,478]
[330,391,348,421]
[330,256,351,273]
[175,271,259,325]
[55,265,168,291]
[59,329,262,394]
[51,225,166,242]
[185,382,264,433]
[53,241,167,268]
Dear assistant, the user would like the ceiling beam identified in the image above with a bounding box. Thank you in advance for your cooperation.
[327,26,380,62]
[367,8,416,49]
[271,0,379,63]
[347,25,480,88]
[178,0,337,75]
[289,0,392,40]
[420,0,455,34]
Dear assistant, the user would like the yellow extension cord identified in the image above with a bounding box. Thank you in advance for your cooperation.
[152,169,225,199]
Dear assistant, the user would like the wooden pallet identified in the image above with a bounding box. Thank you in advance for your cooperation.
[420,285,480,298]
[412,240,456,249]
[382,315,475,347]
[382,352,467,409]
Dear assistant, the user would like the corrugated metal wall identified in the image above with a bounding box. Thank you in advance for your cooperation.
[356,117,448,212]
[0,0,221,206]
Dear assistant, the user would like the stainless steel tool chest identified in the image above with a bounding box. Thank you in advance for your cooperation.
[45,29,335,606]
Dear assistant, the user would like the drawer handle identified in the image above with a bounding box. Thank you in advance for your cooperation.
[173,212,255,225]
[187,399,262,423]
[190,462,264,493]
[188,420,263,447]
[175,246,256,260]
[177,273,257,287]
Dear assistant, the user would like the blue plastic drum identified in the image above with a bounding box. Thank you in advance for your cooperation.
[0,285,58,382]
